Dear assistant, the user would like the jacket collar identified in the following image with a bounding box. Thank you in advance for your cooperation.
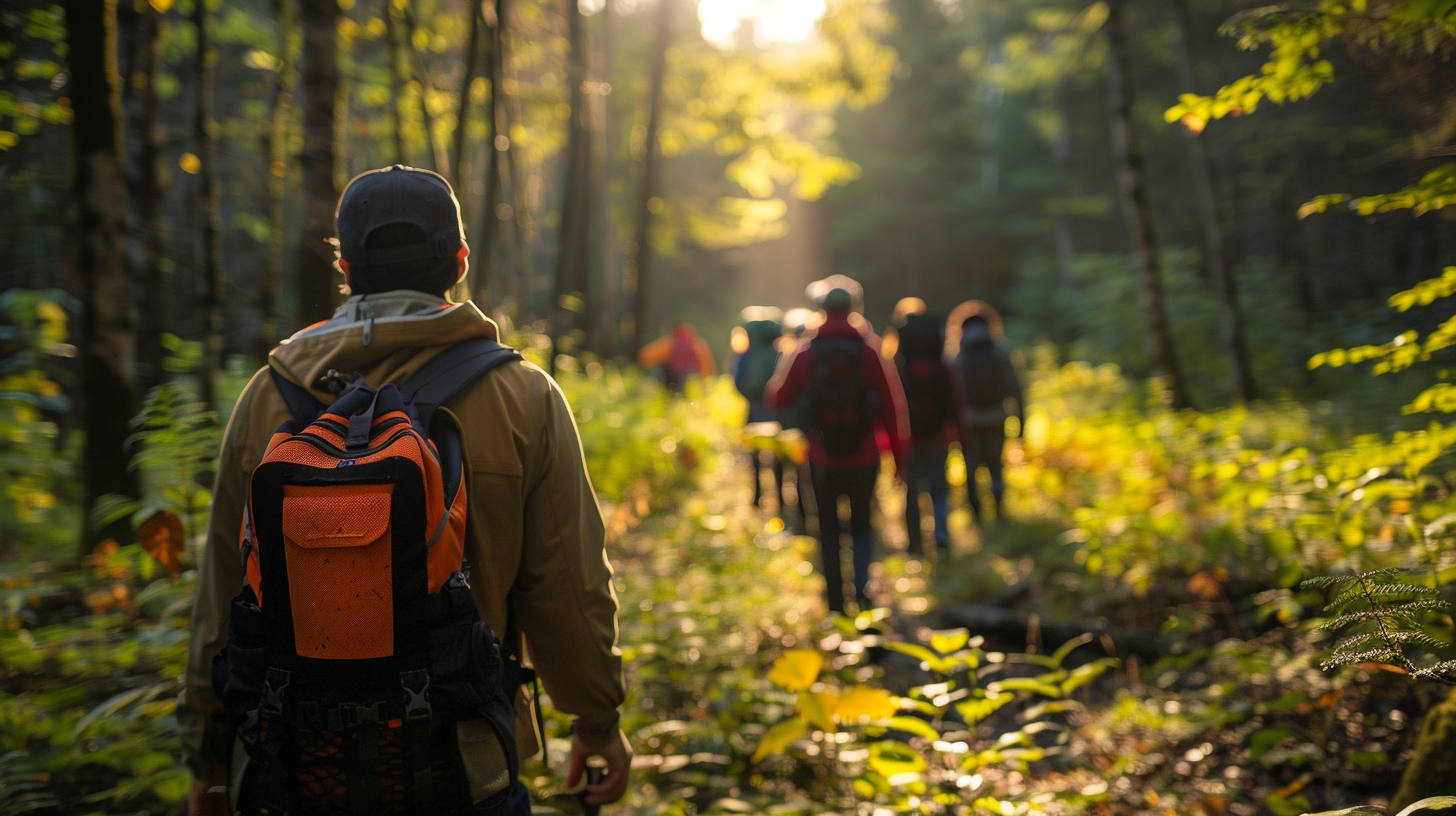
[269,292,500,400]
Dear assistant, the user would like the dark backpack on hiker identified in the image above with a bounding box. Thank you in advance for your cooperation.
[806,335,876,456]
[957,342,1005,409]
[895,315,953,442]
[214,337,525,816]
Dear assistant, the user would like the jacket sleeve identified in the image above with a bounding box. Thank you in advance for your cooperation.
[871,347,910,467]
[514,376,624,748]
[764,343,810,412]
[178,368,269,780]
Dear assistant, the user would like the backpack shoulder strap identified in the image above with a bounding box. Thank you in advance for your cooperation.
[268,367,325,423]
[400,336,524,430]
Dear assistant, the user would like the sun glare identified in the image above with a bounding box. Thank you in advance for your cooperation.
[697,0,827,48]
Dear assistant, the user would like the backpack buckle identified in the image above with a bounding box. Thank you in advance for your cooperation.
[260,668,290,714]
[328,701,388,730]
[401,670,432,720]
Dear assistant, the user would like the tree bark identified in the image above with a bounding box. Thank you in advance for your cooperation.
[64,0,142,545]
[629,0,671,355]
[479,0,505,307]
[194,0,225,410]
[1391,686,1456,812]
[132,0,168,393]
[258,0,298,358]
[1167,0,1255,403]
[550,0,594,374]
[452,0,484,191]
[1104,0,1191,409]
[592,0,618,358]
[501,0,534,317]
[295,0,341,325]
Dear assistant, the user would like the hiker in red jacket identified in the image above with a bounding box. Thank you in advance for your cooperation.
[766,285,909,614]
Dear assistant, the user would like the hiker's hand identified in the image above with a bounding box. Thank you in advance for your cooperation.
[567,728,632,806]
[187,773,228,816]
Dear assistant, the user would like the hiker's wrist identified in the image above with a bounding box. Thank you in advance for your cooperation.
[571,712,622,748]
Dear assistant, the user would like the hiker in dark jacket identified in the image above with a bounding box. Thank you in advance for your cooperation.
[949,301,1023,524]
[892,305,965,557]
[766,285,909,614]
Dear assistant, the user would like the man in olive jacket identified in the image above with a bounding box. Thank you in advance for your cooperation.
[179,166,631,814]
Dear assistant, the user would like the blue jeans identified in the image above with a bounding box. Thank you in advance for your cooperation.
[810,464,878,614]
[473,781,532,815]
[905,446,949,556]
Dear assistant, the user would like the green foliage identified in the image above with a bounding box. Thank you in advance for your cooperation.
[748,624,1116,812]
[0,289,78,558]
[92,334,220,545]
[1164,0,1456,132]
[0,4,70,151]
[1303,569,1456,681]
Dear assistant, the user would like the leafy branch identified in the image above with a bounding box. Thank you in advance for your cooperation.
[1303,569,1456,682]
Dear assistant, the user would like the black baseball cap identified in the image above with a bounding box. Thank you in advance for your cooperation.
[335,165,467,276]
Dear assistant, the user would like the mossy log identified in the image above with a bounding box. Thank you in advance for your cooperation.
[1392,685,1456,812]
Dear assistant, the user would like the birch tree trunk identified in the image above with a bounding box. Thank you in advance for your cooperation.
[1104,0,1191,409]
[64,0,142,544]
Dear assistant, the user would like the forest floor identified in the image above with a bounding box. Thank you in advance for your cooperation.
[521,435,1434,816]
[0,383,1440,816]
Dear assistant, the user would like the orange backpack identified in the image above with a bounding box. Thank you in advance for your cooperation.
[214,338,523,816]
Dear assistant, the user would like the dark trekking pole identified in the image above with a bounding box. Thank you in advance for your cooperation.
[581,762,605,816]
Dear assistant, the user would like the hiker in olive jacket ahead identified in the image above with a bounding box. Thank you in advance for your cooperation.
[179,166,630,815]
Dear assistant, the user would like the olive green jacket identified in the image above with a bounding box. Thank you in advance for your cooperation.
[178,292,624,785]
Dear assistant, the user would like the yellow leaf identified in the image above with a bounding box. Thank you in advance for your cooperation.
[767,649,822,691]
[750,718,806,763]
[179,152,201,174]
[0,131,18,150]
[834,685,896,722]
[1179,113,1207,135]
[797,689,838,732]
[148,0,174,12]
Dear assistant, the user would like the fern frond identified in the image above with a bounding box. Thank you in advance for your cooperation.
[1413,660,1456,680]
[1300,575,1353,591]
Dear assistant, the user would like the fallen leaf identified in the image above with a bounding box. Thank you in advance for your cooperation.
[139,511,186,580]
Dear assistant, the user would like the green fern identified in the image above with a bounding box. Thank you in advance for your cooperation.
[1303,570,1456,683]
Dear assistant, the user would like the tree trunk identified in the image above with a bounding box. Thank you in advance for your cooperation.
[258,0,298,358]
[1104,0,1191,409]
[550,0,594,374]
[401,3,448,176]
[629,0,671,355]
[194,0,225,410]
[383,0,408,165]
[452,0,484,192]
[479,0,504,307]
[132,0,168,392]
[501,0,534,317]
[295,0,341,325]
[65,0,142,545]
[1167,0,1255,403]
[592,0,618,358]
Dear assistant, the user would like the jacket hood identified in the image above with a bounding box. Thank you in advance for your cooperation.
[960,320,994,349]
[269,292,500,401]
